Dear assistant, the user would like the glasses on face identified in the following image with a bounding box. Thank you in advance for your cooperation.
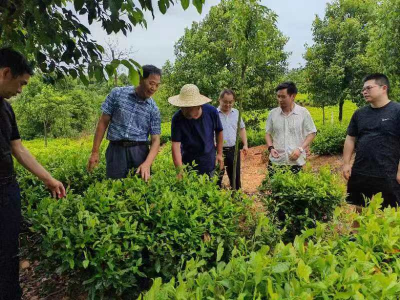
[361,85,382,93]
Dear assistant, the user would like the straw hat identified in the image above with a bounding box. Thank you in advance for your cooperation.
[168,84,211,107]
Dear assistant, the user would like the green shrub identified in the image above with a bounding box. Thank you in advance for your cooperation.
[311,124,347,155]
[260,166,345,240]
[28,155,263,297]
[141,195,400,300]
[246,129,265,147]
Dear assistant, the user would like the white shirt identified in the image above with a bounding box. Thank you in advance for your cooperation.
[217,107,245,147]
[265,104,317,166]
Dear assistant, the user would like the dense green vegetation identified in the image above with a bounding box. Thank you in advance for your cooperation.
[141,195,400,299]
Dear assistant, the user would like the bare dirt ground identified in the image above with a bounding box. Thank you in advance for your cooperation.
[21,145,346,299]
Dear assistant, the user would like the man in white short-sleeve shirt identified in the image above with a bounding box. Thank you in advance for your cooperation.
[265,81,317,174]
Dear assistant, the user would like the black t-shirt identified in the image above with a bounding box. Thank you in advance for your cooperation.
[171,104,223,174]
[0,98,21,177]
[347,101,400,178]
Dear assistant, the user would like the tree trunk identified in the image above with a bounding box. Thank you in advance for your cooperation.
[338,98,344,122]
[112,49,118,87]
[232,65,246,190]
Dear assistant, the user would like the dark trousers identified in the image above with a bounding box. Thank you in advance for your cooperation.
[347,174,400,208]
[105,143,149,179]
[0,180,22,300]
[218,147,241,190]
[268,161,302,177]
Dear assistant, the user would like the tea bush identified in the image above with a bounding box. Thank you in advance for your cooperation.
[27,150,273,297]
[260,166,346,240]
[311,124,347,155]
[141,195,400,300]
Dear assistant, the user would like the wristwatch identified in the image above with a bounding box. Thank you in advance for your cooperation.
[298,147,304,153]
[268,145,274,152]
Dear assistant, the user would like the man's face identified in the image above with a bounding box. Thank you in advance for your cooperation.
[0,68,30,99]
[219,93,235,113]
[139,74,161,99]
[276,88,295,109]
[362,79,386,103]
[181,106,201,119]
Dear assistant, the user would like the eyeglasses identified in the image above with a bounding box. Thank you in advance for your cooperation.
[361,85,382,93]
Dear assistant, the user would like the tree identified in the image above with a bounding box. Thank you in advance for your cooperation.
[0,0,205,84]
[164,0,288,110]
[305,0,377,121]
[366,0,400,99]
[102,38,136,86]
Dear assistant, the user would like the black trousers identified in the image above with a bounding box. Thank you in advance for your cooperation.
[0,180,22,300]
[347,174,400,208]
[218,147,241,190]
[105,143,149,179]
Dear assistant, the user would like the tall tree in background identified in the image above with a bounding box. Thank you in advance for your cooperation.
[366,0,400,99]
[164,0,288,110]
[0,0,205,84]
[305,0,377,121]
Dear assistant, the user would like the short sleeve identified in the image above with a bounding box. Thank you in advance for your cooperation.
[265,113,273,134]
[240,118,245,129]
[150,105,161,135]
[347,111,358,137]
[10,105,20,141]
[303,110,317,136]
[171,113,182,142]
[101,88,117,116]
[214,108,223,132]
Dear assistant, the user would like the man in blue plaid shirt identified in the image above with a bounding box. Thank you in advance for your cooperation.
[88,65,162,181]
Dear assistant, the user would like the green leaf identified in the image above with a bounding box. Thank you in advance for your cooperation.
[271,262,290,274]
[296,259,312,282]
[79,70,89,86]
[74,0,85,11]
[83,259,89,269]
[158,0,167,14]
[181,0,190,10]
[94,65,105,82]
[216,242,224,262]
[109,0,123,15]
[192,0,203,14]
[105,64,115,78]
[128,68,140,86]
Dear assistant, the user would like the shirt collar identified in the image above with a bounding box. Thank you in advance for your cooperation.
[217,106,233,115]
[279,103,300,116]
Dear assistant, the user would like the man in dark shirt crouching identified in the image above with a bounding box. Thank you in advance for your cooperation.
[343,73,400,210]
[0,48,66,300]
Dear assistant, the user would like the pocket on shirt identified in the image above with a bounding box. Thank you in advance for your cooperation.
[380,119,398,136]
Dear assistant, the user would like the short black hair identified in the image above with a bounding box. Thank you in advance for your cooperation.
[141,65,161,79]
[219,88,236,100]
[275,81,298,95]
[0,47,33,77]
[363,73,390,95]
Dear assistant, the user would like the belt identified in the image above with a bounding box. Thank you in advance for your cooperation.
[0,174,16,185]
[223,146,236,152]
[110,140,149,147]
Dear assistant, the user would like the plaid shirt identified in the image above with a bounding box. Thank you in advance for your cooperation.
[101,86,161,142]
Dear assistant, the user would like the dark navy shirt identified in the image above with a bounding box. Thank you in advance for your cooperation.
[0,98,20,177]
[171,104,223,174]
[347,101,400,178]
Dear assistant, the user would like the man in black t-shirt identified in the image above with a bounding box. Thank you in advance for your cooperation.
[343,73,400,209]
[0,48,66,300]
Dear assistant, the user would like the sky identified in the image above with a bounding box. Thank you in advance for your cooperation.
[83,0,331,70]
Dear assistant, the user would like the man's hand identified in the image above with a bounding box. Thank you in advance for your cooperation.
[396,172,400,185]
[87,152,100,172]
[44,177,66,199]
[136,162,151,182]
[289,148,301,161]
[270,148,280,158]
[342,163,352,180]
[216,154,224,170]
[242,145,249,156]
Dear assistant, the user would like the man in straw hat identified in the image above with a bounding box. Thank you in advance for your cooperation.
[169,84,224,177]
